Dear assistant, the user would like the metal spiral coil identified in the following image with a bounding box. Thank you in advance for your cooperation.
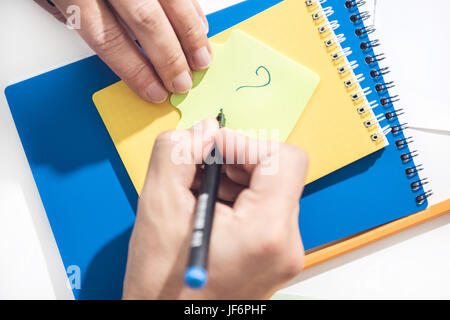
[308,0,432,204]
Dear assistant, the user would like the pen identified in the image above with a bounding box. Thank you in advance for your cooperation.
[184,109,226,289]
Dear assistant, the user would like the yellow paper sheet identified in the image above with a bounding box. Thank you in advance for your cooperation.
[93,0,386,194]
[171,30,319,141]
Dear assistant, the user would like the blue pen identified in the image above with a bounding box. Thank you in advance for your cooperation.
[184,109,226,289]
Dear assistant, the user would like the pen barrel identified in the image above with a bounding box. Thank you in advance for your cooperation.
[187,144,222,269]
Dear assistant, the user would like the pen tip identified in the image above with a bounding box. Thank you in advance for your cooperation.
[216,108,225,128]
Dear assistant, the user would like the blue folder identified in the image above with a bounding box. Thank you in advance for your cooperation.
[4,0,427,299]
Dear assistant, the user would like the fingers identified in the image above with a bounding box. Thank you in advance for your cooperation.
[191,0,209,34]
[52,0,212,101]
[191,170,246,203]
[34,0,66,23]
[142,118,219,195]
[159,0,212,70]
[214,129,307,282]
[53,0,168,103]
[108,0,196,94]
[224,165,251,186]
[215,128,309,218]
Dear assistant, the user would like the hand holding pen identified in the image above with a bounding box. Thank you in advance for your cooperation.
[123,118,308,299]
[185,109,226,289]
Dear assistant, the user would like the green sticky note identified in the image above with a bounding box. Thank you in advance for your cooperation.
[171,30,320,141]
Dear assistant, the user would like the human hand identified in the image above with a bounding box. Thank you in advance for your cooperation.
[122,118,309,299]
[35,0,211,103]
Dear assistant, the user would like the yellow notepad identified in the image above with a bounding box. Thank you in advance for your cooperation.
[93,0,386,194]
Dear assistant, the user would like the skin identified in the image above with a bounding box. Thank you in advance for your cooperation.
[36,1,308,299]
[122,118,309,299]
[35,0,212,103]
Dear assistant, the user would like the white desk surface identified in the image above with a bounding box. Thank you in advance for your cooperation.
[0,0,449,300]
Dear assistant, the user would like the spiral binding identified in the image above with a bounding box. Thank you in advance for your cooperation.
[306,0,432,205]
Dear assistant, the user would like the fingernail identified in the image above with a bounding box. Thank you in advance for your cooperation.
[172,71,193,93]
[147,81,168,103]
[193,47,212,70]
[200,18,209,34]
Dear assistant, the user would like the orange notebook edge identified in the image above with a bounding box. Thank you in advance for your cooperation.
[303,199,450,269]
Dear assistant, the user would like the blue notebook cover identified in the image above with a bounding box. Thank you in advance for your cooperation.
[4,0,427,299]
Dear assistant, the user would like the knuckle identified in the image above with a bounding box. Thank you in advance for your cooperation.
[298,149,310,167]
[121,62,149,87]
[161,49,185,71]
[258,232,283,257]
[90,24,125,53]
[285,144,309,168]
[131,1,160,30]
[181,23,205,44]
[153,130,183,152]
[155,130,176,145]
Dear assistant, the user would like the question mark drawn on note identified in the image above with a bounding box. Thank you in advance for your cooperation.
[236,66,271,92]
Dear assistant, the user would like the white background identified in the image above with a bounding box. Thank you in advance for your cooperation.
[0,0,448,299]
